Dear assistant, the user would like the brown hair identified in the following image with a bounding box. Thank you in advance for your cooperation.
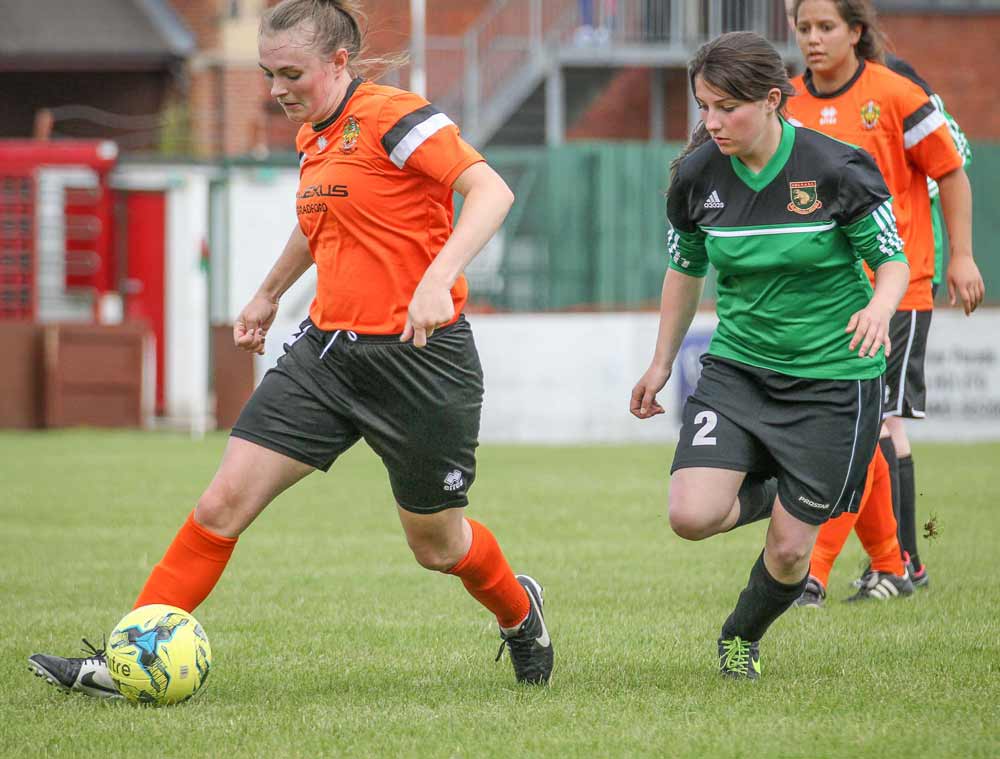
[670,32,796,183]
[792,0,887,64]
[260,0,406,80]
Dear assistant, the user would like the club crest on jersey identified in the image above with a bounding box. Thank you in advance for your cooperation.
[860,100,881,130]
[341,116,360,153]
[787,181,822,215]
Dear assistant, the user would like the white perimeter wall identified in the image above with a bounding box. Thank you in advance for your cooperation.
[225,166,316,341]
[471,312,706,443]
[469,310,1000,443]
[253,308,1000,443]
[157,163,1000,443]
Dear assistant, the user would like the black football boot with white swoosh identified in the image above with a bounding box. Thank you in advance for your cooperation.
[28,639,122,699]
[496,575,553,685]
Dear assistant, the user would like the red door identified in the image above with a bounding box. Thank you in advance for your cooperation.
[121,191,166,414]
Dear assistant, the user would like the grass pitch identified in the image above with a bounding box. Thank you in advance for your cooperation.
[2,431,997,758]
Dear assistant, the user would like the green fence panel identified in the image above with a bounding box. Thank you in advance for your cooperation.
[473,141,998,312]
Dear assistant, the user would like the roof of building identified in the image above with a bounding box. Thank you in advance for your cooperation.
[0,0,195,71]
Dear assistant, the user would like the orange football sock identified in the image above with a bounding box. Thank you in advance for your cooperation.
[446,519,530,629]
[854,446,905,576]
[809,453,879,588]
[810,511,859,589]
[133,511,238,612]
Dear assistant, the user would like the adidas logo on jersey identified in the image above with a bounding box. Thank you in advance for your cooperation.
[820,106,837,125]
[703,190,724,209]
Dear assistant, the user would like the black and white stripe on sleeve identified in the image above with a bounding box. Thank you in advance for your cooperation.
[902,100,946,150]
[380,104,455,169]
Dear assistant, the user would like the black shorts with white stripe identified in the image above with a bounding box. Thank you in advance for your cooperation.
[671,356,884,526]
[884,309,932,419]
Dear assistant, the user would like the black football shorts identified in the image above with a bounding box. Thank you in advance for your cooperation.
[884,309,932,419]
[671,355,884,526]
[232,315,483,513]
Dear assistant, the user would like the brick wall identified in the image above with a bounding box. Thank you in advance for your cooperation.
[171,0,222,51]
[567,69,653,141]
[880,14,1000,140]
[187,67,219,157]
[220,66,271,155]
[569,13,1000,143]
[568,67,691,142]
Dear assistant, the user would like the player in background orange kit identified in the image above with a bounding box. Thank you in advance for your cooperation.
[28,0,553,699]
[785,0,985,601]
[797,443,908,605]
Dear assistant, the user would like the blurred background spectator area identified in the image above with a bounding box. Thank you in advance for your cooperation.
[2,1,998,155]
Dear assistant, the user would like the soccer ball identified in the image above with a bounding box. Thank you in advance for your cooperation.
[107,604,212,705]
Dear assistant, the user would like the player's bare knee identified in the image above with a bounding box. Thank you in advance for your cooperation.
[408,539,462,572]
[668,498,715,541]
[767,540,811,572]
[194,481,241,534]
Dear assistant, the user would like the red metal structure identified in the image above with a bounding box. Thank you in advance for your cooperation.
[0,139,170,418]
[0,140,118,322]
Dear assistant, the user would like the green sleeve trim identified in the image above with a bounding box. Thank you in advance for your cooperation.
[842,200,907,271]
[667,226,709,278]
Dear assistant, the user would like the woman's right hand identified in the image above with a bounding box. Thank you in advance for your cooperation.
[233,295,279,355]
[630,364,671,419]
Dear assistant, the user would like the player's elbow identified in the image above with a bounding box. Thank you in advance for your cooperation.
[492,176,515,212]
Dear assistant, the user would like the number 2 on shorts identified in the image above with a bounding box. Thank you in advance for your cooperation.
[692,410,718,446]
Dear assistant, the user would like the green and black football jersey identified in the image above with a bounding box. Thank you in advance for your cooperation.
[667,119,907,380]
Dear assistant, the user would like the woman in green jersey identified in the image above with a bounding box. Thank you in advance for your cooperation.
[629,31,910,679]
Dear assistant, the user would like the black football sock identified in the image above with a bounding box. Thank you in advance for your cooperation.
[721,551,808,642]
[898,454,920,569]
[732,476,778,529]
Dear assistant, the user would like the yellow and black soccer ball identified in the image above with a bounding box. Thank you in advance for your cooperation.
[107,604,211,705]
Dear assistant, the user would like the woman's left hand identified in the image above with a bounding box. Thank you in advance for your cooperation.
[946,255,985,316]
[845,301,894,358]
[401,277,455,348]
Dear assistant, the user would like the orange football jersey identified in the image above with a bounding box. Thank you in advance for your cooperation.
[295,79,484,333]
[787,61,962,311]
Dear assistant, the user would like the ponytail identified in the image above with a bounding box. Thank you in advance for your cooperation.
[669,122,711,188]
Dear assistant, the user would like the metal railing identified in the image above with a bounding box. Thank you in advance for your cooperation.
[421,0,796,144]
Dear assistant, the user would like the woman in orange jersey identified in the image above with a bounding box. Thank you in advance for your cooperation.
[28,0,552,697]
[785,0,985,594]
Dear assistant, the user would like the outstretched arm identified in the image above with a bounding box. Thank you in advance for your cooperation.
[630,268,704,419]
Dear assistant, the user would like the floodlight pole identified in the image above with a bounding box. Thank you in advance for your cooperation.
[410,0,427,97]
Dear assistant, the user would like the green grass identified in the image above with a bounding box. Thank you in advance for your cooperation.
[2,431,998,758]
